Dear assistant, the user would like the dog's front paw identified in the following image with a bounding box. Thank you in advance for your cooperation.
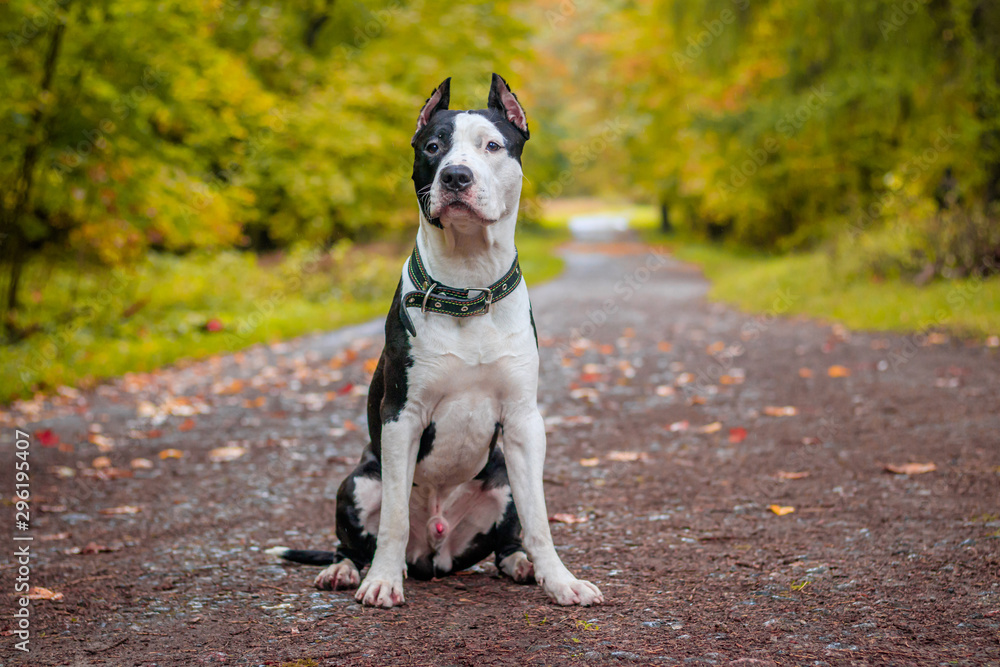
[314,560,360,591]
[541,576,604,606]
[356,570,405,608]
[499,551,535,584]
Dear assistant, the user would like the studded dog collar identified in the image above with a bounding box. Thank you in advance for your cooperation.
[399,244,521,336]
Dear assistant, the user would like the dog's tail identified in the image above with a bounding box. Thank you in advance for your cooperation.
[265,546,337,566]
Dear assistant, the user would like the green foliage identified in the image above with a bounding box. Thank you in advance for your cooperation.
[672,241,1000,339]
[594,0,1000,273]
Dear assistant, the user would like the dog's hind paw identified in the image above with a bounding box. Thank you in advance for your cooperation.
[314,560,360,591]
[499,551,535,584]
[542,577,604,606]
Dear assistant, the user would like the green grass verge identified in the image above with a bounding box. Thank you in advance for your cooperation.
[2,228,568,404]
[667,241,1000,340]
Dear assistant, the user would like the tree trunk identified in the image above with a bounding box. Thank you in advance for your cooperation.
[659,201,673,234]
[0,17,67,330]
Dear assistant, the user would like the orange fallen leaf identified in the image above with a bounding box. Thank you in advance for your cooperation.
[706,341,726,355]
[728,427,748,443]
[100,505,142,515]
[776,470,811,480]
[363,357,380,374]
[579,457,600,467]
[130,458,154,469]
[27,587,63,601]
[549,513,588,524]
[696,421,722,434]
[243,396,266,408]
[688,395,707,406]
[158,449,184,460]
[208,446,246,463]
[884,462,937,475]
[598,344,616,355]
[764,406,798,417]
[827,365,851,378]
[657,341,673,352]
[798,367,813,378]
[607,450,649,462]
[178,418,196,432]
[91,456,112,469]
[769,505,795,516]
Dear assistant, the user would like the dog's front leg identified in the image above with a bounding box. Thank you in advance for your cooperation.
[355,418,420,608]
[503,409,604,606]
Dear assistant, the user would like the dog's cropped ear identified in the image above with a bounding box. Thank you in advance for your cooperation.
[487,73,529,139]
[412,78,451,145]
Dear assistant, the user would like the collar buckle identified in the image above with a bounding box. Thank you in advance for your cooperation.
[420,282,439,313]
[467,286,493,314]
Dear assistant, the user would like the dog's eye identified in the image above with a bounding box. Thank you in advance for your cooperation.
[486,141,501,153]
[425,142,439,154]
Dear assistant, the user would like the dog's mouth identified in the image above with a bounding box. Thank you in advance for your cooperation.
[434,198,496,225]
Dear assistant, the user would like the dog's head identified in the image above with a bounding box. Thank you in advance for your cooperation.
[411,74,529,230]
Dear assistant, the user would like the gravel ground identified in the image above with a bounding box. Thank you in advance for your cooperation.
[1,239,998,666]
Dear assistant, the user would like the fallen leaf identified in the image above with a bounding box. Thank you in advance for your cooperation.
[158,449,184,460]
[798,367,813,378]
[776,470,811,480]
[570,388,599,401]
[549,513,588,524]
[579,457,600,467]
[598,344,616,355]
[688,395,707,406]
[801,436,822,445]
[100,505,142,515]
[657,341,673,352]
[668,420,689,432]
[696,421,722,434]
[675,372,694,385]
[728,427,748,443]
[827,365,851,378]
[130,458,154,469]
[243,396,266,408]
[764,405,798,417]
[39,532,70,541]
[88,433,115,452]
[178,418,196,432]
[27,587,63,601]
[705,341,726,355]
[208,446,246,463]
[64,542,122,555]
[363,357,380,374]
[37,429,60,447]
[986,335,999,348]
[769,505,796,516]
[607,450,649,462]
[884,462,937,475]
[91,456,112,469]
[51,466,76,479]
[655,385,676,397]
[204,318,224,332]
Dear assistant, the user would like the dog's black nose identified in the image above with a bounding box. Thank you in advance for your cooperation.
[440,165,474,192]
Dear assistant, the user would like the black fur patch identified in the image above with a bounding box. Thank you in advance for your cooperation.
[368,281,414,460]
[417,422,435,462]
[411,111,458,227]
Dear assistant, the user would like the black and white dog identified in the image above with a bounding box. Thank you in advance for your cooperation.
[268,74,603,609]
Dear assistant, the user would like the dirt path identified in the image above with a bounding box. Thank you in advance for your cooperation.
[2,238,999,666]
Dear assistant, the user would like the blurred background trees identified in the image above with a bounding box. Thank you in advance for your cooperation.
[1,0,998,349]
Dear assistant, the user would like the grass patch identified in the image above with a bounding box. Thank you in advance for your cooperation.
[2,229,567,404]
[668,241,1000,340]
